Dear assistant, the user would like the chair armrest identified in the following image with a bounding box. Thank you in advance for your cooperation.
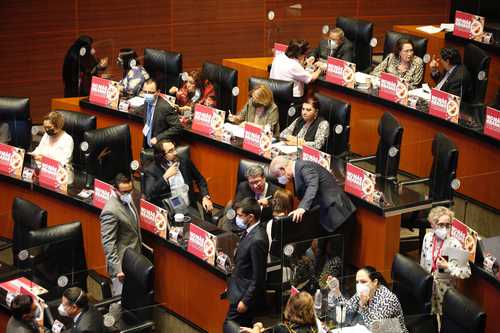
[94,295,122,309]
[0,241,13,252]
[432,199,453,207]
[120,321,155,333]
[210,205,225,225]
[398,177,430,187]
[87,269,112,301]
[348,155,376,163]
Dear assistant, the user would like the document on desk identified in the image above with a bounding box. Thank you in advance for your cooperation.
[442,246,469,265]
[223,123,245,138]
[272,142,298,155]
[417,25,444,34]
[408,88,431,101]
[331,324,370,333]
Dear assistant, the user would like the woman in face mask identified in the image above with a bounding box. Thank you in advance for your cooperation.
[31,111,74,166]
[328,266,408,332]
[228,84,280,138]
[420,206,471,317]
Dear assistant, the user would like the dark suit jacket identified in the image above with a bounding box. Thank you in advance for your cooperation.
[234,181,279,222]
[140,97,183,147]
[143,155,209,206]
[69,305,104,333]
[310,38,354,63]
[294,160,356,232]
[227,223,269,309]
[431,64,472,102]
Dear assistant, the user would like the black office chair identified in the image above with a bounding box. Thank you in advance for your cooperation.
[56,110,96,168]
[441,289,486,333]
[383,31,428,60]
[0,197,48,274]
[463,43,491,104]
[336,16,374,73]
[315,93,351,157]
[95,248,155,333]
[0,97,31,150]
[349,112,403,180]
[144,48,183,93]
[201,62,238,113]
[399,133,458,253]
[248,77,294,132]
[83,124,133,183]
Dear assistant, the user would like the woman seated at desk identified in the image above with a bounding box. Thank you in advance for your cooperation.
[227,84,280,137]
[280,96,329,151]
[31,111,74,166]
[168,70,217,114]
[117,48,150,97]
[329,266,409,333]
[371,38,424,90]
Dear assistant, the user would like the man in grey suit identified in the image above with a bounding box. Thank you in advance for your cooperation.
[308,27,354,63]
[99,173,141,293]
[57,287,103,333]
[7,294,44,333]
[270,155,356,232]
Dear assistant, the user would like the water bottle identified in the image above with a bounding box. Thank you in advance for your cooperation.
[314,289,322,316]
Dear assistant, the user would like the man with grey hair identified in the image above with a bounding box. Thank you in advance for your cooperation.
[307,27,354,64]
[270,155,355,232]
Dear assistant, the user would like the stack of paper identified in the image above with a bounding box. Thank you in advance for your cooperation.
[417,25,444,34]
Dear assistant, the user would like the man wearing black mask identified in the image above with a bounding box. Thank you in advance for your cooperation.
[7,294,45,333]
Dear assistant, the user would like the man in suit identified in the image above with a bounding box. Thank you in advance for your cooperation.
[140,78,182,148]
[270,155,356,232]
[143,139,213,213]
[57,287,104,333]
[308,27,354,63]
[6,295,44,333]
[430,47,472,102]
[224,198,269,329]
[100,173,141,295]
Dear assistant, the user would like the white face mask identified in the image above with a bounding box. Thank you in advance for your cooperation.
[277,175,288,185]
[330,40,339,49]
[120,192,132,205]
[58,304,69,317]
[235,216,247,230]
[356,282,370,297]
[434,226,448,240]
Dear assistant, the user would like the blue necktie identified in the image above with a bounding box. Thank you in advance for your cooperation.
[146,103,153,146]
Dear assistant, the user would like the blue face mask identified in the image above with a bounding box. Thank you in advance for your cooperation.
[144,93,155,105]
[120,192,132,205]
[278,175,289,185]
[235,216,247,230]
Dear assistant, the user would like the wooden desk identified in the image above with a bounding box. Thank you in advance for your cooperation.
[393,24,500,105]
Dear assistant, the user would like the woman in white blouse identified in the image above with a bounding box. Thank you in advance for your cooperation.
[270,39,322,99]
[32,111,74,165]
[420,206,470,316]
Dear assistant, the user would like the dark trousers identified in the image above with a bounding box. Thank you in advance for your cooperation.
[224,302,255,330]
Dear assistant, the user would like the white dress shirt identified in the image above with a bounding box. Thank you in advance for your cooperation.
[270,53,312,97]
[32,131,74,165]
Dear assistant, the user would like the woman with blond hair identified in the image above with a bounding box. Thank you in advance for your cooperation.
[420,206,470,316]
[228,84,280,137]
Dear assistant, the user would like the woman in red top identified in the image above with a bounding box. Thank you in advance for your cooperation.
[169,70,217,114]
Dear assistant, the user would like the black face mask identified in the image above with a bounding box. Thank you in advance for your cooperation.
[46,129,56,136]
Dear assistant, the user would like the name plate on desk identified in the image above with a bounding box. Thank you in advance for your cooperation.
[301,144,331,171]
[243,123,272,155]
[453,11,485,41]
[38,156,68,193]
[429,89,460,123]
[191,104,225,136]
[484,107,500,140]
[344,163,382,204]
[0,277,48,298]
[273,42,288,57]
[140,199,169,239]
[187,223,217,265]
[92,179,114,209]
[451,218,479,263]
[0,143,24,177]
[379,73,408,105]
[89,76,120,109]
[325,57,356,88]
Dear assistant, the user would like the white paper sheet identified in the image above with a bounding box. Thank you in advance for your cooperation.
[440,23,455,32]
[417,25,444,34]
[272,142,298,154]
[222,123,245,138]
[408,88,431,101]
[442,246,470,265]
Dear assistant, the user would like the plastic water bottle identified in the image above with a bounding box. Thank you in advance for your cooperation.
[314,289,322,316]
[327,290,335,311]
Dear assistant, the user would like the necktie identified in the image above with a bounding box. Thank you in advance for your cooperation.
[240,230,247,240]
[146,103,153,146]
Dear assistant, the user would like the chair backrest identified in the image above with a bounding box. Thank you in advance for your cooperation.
[315,93,351,156]
[375,112,403,179]
[391,253,433,315]
[57,110,96,168]
[27,221,87,289]
[144,48,182,93]
[441,288,486,333]
[429,133,458,203]
[201,62,238,113]
[12,197,47,266]
[0,97,31,150]
[383,31,428,60]
[463,43,491,104]
[121,248,155,323]
[336,16,374,72]
[248,77,294,132]
[83,124,132,183]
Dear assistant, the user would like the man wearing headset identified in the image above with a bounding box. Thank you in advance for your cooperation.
[57,287,103,333]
